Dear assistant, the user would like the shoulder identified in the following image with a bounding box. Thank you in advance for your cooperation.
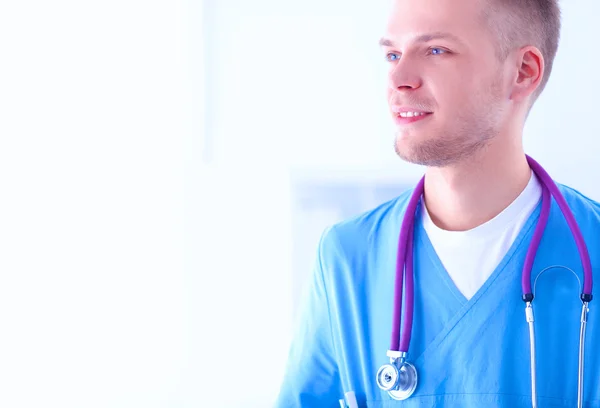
[317,187,413,268]
[554,184,600,260]
[557,183,600,222]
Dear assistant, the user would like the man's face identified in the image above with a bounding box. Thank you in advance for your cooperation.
[383,0,510,167]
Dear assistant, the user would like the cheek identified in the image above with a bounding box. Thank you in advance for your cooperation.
[386,86,394,102]
[430,82,466,112]
[433,71,480,107]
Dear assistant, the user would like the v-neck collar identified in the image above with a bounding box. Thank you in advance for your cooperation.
[415,199,543,307]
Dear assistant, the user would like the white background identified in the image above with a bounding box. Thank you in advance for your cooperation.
[0,0,599,407]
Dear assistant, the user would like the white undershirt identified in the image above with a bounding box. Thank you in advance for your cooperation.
[421,172,542,300]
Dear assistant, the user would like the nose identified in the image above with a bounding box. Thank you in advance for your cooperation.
[388,59,422,91]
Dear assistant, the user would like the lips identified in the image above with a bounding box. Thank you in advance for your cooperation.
[393,111,433,125]
[397,111,429,118]
[390,105,433,125]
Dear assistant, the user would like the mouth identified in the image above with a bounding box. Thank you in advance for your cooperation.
[393,111,433,125]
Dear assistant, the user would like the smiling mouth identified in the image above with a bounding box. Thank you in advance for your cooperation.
[394,111,433,125]
[397,111,431,118]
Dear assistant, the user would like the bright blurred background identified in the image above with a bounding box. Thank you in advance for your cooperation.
[0,0,598,407]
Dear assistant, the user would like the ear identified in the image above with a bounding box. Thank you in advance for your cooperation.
[510,46,544,102]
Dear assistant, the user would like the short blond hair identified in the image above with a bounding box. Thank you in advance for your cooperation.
[482,0,561,99]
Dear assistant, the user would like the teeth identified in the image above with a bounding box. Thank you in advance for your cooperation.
[399,111,427,118]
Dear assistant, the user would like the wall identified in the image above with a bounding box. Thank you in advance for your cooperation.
[1,1,196,407]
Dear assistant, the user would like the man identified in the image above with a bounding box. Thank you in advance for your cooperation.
[275,0,600,406]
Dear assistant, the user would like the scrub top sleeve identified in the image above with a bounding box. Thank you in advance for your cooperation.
[273,228,343,408]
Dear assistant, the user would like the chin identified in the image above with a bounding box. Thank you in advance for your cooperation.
[394,131,428,157]
[394,134,460,167]
[394,141,427,166]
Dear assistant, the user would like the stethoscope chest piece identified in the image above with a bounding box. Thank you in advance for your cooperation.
[389,361,418,400]
[376,363,399,391]
[376,359,418,400]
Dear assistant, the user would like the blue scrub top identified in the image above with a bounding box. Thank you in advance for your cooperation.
[274,183,600,407]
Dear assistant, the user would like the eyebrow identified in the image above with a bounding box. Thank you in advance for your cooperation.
[378,32,464,47]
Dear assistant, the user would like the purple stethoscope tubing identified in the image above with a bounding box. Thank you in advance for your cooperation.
[524,156,593,298]
[390,176,422,352]
[389,155,594,354]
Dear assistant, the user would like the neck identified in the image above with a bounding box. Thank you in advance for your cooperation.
[423,137,531,231]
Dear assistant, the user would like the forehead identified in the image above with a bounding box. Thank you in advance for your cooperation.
[384,0,488,45]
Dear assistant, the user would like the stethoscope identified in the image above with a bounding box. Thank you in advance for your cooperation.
[375,155,594,408]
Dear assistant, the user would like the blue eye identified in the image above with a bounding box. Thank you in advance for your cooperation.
[386,52,400,62]
[430,48,446,55]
